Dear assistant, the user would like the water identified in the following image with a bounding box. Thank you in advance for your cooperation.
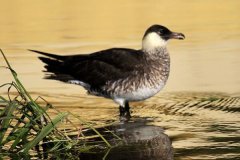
[0,1,240,159]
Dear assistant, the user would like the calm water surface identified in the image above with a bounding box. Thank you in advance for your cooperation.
[0,1,240,159]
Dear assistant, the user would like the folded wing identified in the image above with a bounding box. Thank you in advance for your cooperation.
[30,48,143,88]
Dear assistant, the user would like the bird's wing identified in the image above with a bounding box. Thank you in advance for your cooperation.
[30,48,143,88]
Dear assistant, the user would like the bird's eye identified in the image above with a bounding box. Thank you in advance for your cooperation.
[157,31,161,35]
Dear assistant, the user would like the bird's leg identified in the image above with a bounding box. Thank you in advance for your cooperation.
[119,101,131,121]
[119,105,125,116]
[124,101,131,117]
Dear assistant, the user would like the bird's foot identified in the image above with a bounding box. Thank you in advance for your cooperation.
[119,112,131,122]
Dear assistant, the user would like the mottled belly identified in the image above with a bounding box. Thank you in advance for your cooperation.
[114,81,166,101]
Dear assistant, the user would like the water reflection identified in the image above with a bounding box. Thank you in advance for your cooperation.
[4,118,173,160]
[79,118,173,160]
[17,92,240,159]
[0,90,239,159]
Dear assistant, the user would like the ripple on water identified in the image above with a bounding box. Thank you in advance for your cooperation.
[24,91,240,160]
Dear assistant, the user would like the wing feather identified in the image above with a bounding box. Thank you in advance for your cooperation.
[30,48,143,88]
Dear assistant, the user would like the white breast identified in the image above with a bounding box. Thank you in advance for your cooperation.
[115,81,166,102]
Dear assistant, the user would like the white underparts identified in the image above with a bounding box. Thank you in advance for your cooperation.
[113,80,166,104]
[142,32,167,51]
[124,82,165,101]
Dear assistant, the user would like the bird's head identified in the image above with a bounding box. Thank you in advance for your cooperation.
[142,24,185,51]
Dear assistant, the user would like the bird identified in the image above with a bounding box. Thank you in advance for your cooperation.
[29,24,185,120]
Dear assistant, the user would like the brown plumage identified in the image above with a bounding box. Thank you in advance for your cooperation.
[29,24,185,120]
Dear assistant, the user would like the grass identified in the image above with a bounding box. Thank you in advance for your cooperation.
[0,49,113,157]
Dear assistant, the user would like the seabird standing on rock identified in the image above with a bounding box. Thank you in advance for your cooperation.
[29,24,185,120]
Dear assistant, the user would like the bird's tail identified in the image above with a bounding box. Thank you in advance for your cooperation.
[29,49,76,82]
[38,56,63,73]
[29,49,67,77]
[28,49,65,60]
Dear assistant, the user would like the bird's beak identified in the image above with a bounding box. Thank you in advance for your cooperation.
[169,32,185,40]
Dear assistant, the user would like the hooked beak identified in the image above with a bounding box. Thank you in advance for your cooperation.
[169,32,185,40]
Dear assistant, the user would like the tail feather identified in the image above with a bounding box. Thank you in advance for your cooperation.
[38,56,64,73]
[28,49,64,60]
[30,49,79,83]
[38,57,73,82]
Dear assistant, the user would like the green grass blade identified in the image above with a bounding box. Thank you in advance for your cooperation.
[0,49,44,114]
[21,112,68,153]
[0,96,8,102]
[0,102,17,145]
[10,125,30,151]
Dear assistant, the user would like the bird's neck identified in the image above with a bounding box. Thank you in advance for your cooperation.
[143,47,169,61]
[142,32,168,52]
